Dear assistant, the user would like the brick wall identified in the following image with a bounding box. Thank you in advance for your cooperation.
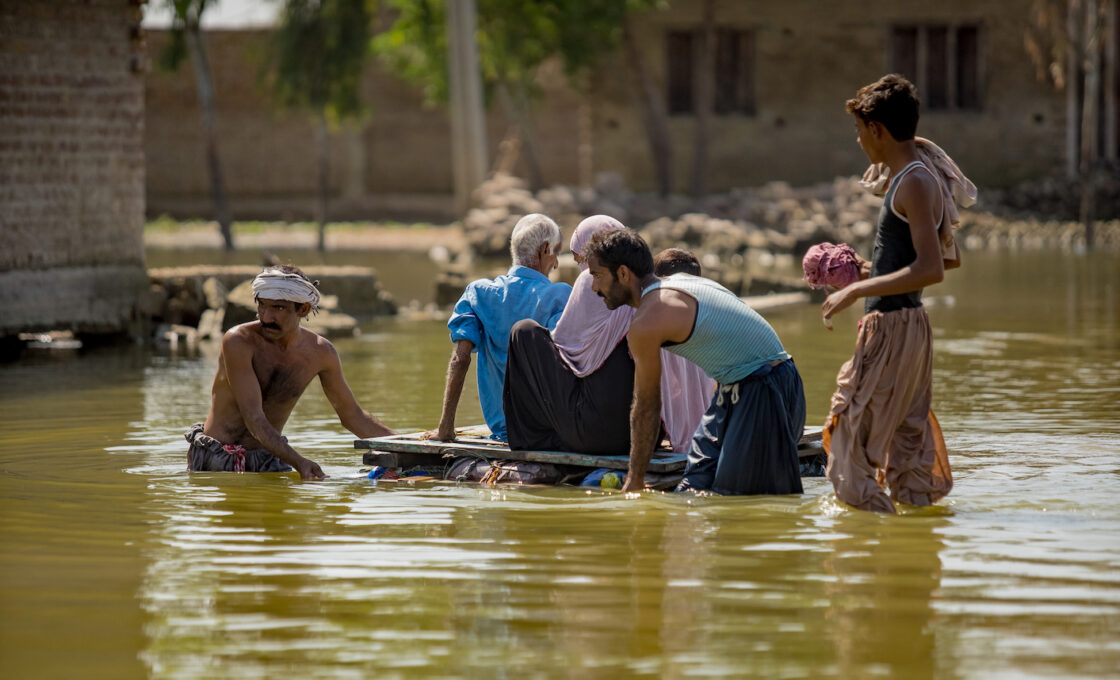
[143,0,1066,216]
[0,0,147,337]
[598,0,1065,192]
[144,29,584,220]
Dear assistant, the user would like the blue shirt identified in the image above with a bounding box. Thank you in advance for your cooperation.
[448,265,571,440]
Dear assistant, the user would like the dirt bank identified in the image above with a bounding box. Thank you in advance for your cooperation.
[144,221,466,252]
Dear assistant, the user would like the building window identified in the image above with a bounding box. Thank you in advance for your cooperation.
[667,31,695,115]
[667,28,756,116]
[890,25,981,111]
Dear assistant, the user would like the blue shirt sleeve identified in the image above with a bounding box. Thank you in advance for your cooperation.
[541,283,572,331]
[447,284,483,349]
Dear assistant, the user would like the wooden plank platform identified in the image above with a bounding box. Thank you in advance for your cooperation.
[356,426,823,472]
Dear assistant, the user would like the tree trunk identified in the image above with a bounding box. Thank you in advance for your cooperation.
[1080,0,1103,250]
[577,73,594,189]
[445,0,488,215]
[691,0,716,199]
[496,80,544,190]
[185,22,233,250]
[1104,0,1118,161]
[1067,0,1084,180]
[623,17,673,197]
[314,111,330,252]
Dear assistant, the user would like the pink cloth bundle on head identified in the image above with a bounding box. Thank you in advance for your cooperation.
[550,214,714,454]
[803,242,861,290]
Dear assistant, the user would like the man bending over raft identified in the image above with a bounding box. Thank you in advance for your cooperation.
[186,266,394,480]
[584,230,805,495]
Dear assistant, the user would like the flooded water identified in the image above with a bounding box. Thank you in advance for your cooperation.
[1,250,1118,679]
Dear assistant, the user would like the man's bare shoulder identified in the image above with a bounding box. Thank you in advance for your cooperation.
[636,286,693,317]
[220,322,260,348]
[633,287,694,342]
[896,165,940,211]
[300,327,342,363]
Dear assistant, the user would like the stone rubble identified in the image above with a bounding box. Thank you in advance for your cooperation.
[447,171,1120,304]
[456,171,887,298]
[143,265,399,347]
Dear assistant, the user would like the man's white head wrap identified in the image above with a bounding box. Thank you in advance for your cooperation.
[251,268,321,312]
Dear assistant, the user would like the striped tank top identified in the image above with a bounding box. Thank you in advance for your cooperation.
[641,273,790,385]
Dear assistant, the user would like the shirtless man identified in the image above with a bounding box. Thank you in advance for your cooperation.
[585,230,805,495]
[185,266,394,480]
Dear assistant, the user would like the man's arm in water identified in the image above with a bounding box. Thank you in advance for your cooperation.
[317,338,395,439]
[221,331,326,480]
[620,318,664,493]
[421,339,474,442]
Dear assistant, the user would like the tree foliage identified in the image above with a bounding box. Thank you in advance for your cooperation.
[373,0,663,107]
[372,0,449,104]
[263,0,375,124]
[155,0,211,72]
[373,0,668,190]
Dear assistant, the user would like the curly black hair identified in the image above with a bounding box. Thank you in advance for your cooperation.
[584,229,653,278]
[845,73,920,141]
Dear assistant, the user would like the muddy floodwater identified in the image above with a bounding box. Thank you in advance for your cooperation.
[1,250,1118,679]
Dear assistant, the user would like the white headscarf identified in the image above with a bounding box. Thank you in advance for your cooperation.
[251,268,321,311]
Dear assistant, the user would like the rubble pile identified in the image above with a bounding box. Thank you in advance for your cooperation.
[464,172,883,262]
[985,171,1120,222]
[141,266,398,348]
[446,171,1120,305]
[958,212,1120,251]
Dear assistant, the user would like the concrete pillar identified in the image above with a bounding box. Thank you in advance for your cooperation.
[446,0,488,216]
[339,124,366,200]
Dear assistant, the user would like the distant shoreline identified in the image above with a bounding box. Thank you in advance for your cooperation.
[144,213,1120,254]
[144,221,466,252]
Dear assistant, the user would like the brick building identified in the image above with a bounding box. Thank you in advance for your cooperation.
[0,0,148,344]
[144,0,1117,222]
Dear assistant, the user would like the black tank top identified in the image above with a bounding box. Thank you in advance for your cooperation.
[865,161,936,314]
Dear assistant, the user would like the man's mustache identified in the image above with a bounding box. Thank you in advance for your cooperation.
[261,322,281,331]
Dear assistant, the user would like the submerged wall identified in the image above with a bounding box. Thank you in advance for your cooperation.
[0,0,148,340]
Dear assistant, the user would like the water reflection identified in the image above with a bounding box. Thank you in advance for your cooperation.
[2,251,1119,678]
[823,512,948,680]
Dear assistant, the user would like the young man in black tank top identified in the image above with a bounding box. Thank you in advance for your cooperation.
[820,75,954,513]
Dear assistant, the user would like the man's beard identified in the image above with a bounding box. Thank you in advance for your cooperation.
[597,285,626,309]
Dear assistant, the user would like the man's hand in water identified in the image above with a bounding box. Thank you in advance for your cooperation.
[296,458,327,481]
[419,427,455,442]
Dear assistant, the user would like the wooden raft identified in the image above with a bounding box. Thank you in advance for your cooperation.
[356,426,824,473]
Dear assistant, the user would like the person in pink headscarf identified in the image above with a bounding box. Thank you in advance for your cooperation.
[504,215,636,454]
[504,216,713,456]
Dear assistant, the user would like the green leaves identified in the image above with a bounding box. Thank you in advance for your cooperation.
[263,0,376,123]
[373,0,664,107]
[372,0,450,105]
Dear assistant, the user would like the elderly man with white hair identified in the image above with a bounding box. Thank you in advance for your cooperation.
[424,214,572,442]
[186,265,394,479]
